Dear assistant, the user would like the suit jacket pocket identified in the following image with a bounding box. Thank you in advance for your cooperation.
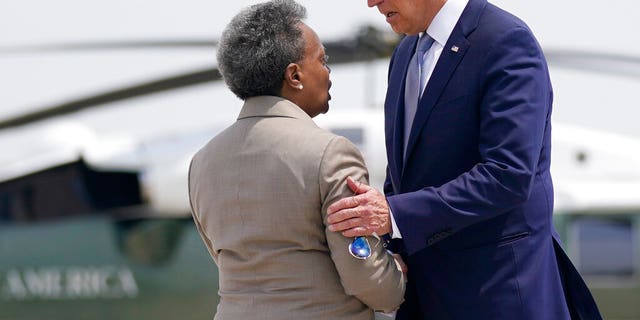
[454,231,531,252]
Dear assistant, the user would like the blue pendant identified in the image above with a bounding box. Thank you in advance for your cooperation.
[348,236,371,260]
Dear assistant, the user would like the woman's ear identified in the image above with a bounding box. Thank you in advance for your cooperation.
[284,63,303,90]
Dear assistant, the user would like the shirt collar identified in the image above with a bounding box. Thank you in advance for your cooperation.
[422,0,468,46]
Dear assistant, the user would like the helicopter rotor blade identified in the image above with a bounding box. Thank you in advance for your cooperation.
[0,68,222,130]
[0,40,217,54]
[4,25,640,132]
[545,49,640,79]
[0,26,401,131]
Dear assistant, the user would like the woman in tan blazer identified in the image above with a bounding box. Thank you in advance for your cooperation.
[188,0,405,319]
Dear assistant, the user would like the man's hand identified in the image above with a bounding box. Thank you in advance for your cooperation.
[327,176,392,237]
[392,253,408,278]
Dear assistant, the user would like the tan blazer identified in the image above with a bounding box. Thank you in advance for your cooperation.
[188,96,404,320]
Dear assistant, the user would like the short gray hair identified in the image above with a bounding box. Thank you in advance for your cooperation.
[217,0,307,100]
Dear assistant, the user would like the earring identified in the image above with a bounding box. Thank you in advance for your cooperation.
[298,84,304,90]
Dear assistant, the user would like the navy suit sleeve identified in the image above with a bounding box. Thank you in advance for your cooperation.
[388,27,553,255]
[383,166,394,196]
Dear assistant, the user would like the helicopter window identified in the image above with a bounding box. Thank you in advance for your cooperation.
[569,216,634,277]
[330,127,364,147]
[114,218,189,266]
[0,160,143,224]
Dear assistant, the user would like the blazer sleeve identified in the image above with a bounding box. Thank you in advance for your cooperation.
[388,26,553,255]
[319,136,405,312]
[187,157,220,264]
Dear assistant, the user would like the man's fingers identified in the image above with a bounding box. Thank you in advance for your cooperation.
[327,177,373,215]
[346,176,371,194]
[327,207,361,225]
[327,194,363,215]
[328,216,363,232]
[341,226,371,238]
[327,198,350,215]
[392,254,408,275]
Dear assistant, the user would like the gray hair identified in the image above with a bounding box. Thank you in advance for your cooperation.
[217,0,308,100]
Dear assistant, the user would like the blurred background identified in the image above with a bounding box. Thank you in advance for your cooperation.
[1,0,639,319]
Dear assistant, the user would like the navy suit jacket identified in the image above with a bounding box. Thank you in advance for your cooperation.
[383,0,601,319]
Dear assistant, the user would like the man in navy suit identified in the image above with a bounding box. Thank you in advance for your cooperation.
[327,0,602,318]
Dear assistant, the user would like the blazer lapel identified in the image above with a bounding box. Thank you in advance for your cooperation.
[403,0,485,169]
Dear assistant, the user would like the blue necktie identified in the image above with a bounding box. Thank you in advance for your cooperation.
[403,34,435,161]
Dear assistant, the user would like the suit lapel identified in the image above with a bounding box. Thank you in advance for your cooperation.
[387,36,419,189]
[403,38,469,168]
[402,0,485,170]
